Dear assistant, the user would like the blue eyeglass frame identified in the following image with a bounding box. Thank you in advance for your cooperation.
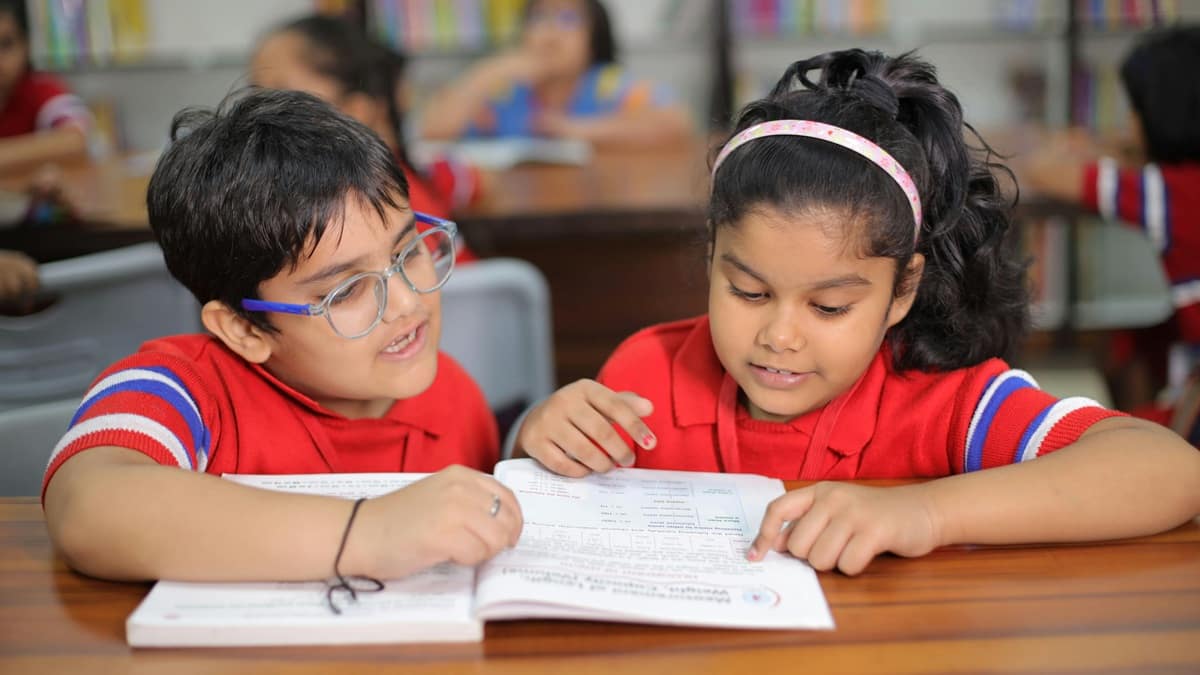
[239,211,457,325]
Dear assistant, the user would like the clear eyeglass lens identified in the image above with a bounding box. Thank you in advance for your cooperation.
[326,275,386,338]
[323,227,455,339]
[401,228,454,292]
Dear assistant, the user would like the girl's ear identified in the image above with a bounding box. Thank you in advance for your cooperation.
[201,300,273,364]
[886,253,925,329]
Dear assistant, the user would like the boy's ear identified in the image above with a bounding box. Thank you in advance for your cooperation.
[201,300,273,364]
[886,253,925,329]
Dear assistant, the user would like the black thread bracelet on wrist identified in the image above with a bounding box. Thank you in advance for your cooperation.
[325,497,385,615]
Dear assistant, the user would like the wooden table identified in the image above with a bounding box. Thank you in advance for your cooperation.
[0,156,155,262]
[3,497,1198,674]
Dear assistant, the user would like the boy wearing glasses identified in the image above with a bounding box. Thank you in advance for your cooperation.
[42,89,523,585]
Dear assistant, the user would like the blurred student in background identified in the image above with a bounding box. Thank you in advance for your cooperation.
[0,0,89,173]
[1024,26,1200,429]
[251,14,481,262]
[420,0,692,146]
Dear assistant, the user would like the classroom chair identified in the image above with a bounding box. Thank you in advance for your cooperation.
[439,258,555,435]
[0,397,78,496]
[0,242,201,412]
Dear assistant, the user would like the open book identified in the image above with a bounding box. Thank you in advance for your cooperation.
[126,459,834,646]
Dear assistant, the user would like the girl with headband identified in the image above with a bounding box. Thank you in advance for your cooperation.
[510,49,1200,575]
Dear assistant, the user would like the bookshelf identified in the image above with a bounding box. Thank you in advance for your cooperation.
[360,0,716,132]
[720,0,1193,349]
[724,0,1195,131]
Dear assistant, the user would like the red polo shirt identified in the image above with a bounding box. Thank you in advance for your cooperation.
[1082,159,1200,343]
[0,71,89,137]
[43,334,498,497]
[598,316,1122,480]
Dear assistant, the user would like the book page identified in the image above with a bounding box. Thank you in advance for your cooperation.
[127,472,480,646]
[477,459,833,630]
[223,472,423,499]
[128,564,480,646]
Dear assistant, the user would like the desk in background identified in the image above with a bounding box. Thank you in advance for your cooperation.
[1,147,714,386]
[458,145,711,384]
[2,496,1197,673]
[0,147,1175,386]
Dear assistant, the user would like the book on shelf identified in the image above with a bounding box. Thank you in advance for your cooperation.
[126,458,835,647]
[27,0,149,68]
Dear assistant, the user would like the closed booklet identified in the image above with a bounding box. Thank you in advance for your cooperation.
[126,459,834,646]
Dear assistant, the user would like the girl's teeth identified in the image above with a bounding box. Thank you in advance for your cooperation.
[765,367,792,375]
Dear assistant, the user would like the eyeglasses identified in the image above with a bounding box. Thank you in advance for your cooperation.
[240,212,456,339]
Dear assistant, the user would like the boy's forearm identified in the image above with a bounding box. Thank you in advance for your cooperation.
[44,448,356,582]
[926,418,1200,548]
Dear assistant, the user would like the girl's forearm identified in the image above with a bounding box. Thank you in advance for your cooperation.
[926,418,1200,547]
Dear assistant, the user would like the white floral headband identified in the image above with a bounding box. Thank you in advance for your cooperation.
[712,119,923,239]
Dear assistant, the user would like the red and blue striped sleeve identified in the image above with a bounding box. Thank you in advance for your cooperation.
[42,356,215,494]
[1083,158,1171,255]
[956,368,1125,473]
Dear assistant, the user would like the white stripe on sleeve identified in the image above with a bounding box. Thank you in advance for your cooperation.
[1097,156,1118,223]
[1018,397,1103,463]
[48,413,193,471]
[1143,164,1167,252]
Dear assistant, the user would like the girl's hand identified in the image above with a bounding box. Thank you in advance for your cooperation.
[344,465,524,579]
[515,379,656,477]
[747,482,945,576]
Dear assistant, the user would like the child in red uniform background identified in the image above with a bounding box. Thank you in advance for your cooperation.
[1024,26,1200,433]
[512,49,1200,575]
[251,14,482,262]
[0,0,89,172]
[43,89,521,584]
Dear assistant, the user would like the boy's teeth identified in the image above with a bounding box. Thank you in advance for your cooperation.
[384,328,418,353]
[765,367,791,374]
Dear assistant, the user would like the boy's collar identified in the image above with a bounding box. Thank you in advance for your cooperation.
[243,358,444,435]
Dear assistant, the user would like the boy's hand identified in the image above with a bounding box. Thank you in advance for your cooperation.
[516,379,656,477]
[346,465,524,579]
[746,483,944,576]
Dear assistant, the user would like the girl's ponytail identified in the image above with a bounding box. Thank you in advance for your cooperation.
[882,52,1029,369]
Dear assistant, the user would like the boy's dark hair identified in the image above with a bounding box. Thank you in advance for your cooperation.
[710,49,1029,372]
[147,88,409,331]
[0,0,27,39]
[1120,25,1200,163]
[524,0,617,66]
[269,14,414,169]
